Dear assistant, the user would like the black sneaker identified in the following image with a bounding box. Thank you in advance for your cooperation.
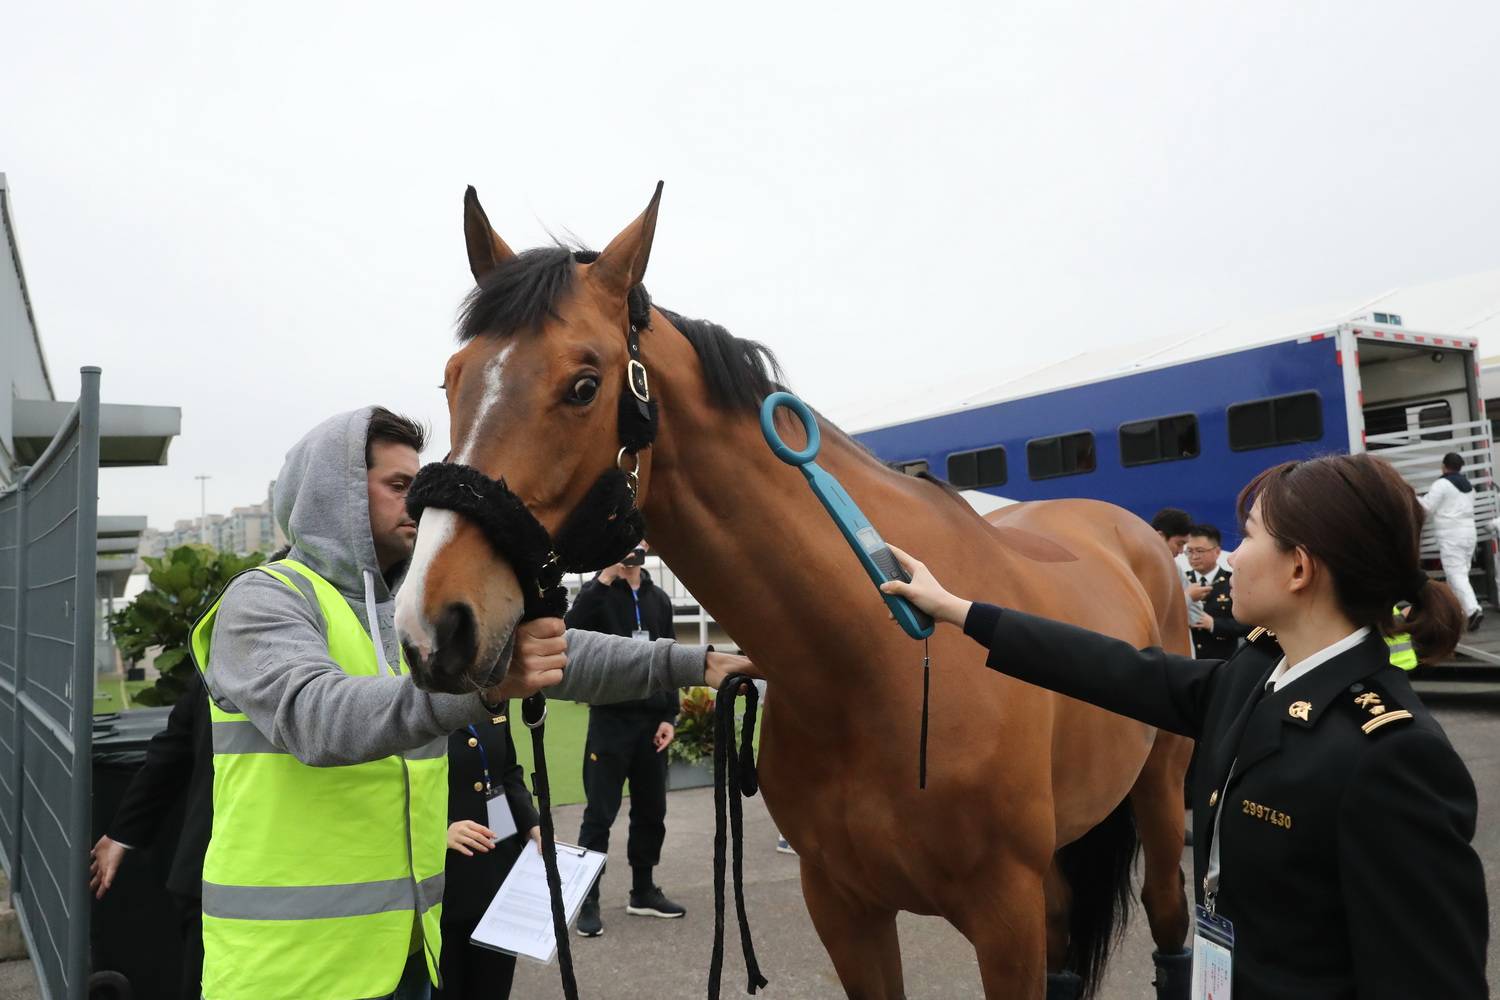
[626,885,686,919]
[1469,610,1484,633]
[576,897,603,937]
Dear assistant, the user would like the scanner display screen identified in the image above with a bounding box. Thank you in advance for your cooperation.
[856,527,882,553]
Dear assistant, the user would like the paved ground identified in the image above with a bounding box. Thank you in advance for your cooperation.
[0,675,1491,999]
[515,675,1500,998]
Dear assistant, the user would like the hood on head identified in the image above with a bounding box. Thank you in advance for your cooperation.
[274,407,387,600]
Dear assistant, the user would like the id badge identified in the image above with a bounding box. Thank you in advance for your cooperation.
[631,629,651,641]
[1191,904,1234,1000]
[486,789,519,842]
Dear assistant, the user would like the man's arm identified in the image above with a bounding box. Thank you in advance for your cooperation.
[205,573,490,766]
[106,679,201,848]
[1418,477,1451,515]
[549,628,709,705]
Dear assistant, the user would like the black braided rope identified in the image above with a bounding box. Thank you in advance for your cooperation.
[524,694,578,1000]
[708,675,767,998]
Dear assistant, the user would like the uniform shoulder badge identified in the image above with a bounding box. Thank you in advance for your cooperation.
[1337,677,1414,736]
[1245,626,1281,652]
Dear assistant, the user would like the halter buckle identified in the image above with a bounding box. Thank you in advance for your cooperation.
[628,359,651,404]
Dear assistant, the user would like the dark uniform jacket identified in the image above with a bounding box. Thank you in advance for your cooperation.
[1188,567,1250,660]
[964,603,1488,1000]
[106,679,213,900]
[442,713,539,927]
[565,571,679,723]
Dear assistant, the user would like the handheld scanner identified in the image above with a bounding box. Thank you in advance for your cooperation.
[759,391,935,639]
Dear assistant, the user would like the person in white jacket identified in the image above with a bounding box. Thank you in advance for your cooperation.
[1420,451,1483,630]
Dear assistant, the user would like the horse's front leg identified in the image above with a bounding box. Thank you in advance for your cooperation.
[800,859,906,1000]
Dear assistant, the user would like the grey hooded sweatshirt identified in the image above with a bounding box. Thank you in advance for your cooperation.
[205,406,709,766]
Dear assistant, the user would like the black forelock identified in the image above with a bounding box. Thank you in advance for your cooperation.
[453,246,784,412]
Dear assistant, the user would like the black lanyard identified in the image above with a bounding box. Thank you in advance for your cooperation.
[467,725,493,794]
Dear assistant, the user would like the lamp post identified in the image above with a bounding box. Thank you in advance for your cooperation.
[196,474,211,545]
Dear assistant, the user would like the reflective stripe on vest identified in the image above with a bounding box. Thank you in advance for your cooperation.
[1386,634,1417,670]
[191,559,448,1000]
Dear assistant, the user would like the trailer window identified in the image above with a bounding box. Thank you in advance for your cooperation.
[1227,393,1323,451]
[946,446,1007,488]
[1027,432,1096,480]
[895,459,930,477]
[1119,414,1200,467]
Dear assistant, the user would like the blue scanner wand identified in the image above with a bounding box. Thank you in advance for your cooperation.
[760,391,935,788]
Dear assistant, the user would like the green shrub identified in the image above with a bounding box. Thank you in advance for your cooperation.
[109,545,266,707]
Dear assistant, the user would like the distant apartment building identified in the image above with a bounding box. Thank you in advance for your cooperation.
[142,481,283,560]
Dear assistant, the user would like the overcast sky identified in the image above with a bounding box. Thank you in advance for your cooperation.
[4,1,1498,529]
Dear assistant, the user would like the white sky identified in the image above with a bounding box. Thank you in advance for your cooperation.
[4,1,1498,528]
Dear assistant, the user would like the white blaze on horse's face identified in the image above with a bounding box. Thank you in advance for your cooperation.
[395,508,458,660]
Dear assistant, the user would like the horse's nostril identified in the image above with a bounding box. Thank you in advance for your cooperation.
[432,603,479,680]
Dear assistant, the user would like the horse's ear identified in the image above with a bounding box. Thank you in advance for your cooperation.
[463,186,516,284]
[590,181,664,299]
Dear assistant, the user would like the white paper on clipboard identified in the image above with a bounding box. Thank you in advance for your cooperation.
[470,840,607,964]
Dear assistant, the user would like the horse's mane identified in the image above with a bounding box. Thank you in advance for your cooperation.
[455,246,961,494]
[457,246,785,413]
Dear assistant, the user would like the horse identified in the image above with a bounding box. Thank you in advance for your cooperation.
[395,184,1194,1000]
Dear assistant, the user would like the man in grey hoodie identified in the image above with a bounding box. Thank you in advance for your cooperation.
[199,406,750,1000]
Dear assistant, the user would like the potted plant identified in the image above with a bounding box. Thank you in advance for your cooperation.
[666,686,716,790]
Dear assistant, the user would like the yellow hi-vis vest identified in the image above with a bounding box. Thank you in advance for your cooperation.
[1387,606,1417,671]
[191,559,448,1000]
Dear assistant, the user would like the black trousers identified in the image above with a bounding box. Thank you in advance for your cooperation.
[434,920,516,1000]
[577,709,668,885]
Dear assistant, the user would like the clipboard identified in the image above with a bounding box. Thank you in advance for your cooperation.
[470,840,607,964]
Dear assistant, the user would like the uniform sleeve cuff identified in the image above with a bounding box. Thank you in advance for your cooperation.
[964,602,1004,645]
[668,643,712,687]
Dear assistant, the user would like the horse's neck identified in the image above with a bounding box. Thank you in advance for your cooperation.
[642,398,934,684]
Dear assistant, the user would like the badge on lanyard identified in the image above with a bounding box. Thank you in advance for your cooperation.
[1192,904,1234,1000]
[630,590,650,641]
[468,725,519,842]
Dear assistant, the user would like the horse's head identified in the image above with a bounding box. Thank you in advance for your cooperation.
[396,185,663,693]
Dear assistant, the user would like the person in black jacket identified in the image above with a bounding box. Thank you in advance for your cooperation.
[881,453,1488,1000]
[89,677,213,1000]
[567,543,684,938]
[434,716,539,1000]
[1184,523,1250,660]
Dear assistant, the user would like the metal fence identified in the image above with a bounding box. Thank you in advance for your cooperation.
[0,367,101,1000]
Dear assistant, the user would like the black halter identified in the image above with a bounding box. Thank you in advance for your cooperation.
[405,306,658,621]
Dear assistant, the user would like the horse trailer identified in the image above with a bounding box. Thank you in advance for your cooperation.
[853,318,1498,610]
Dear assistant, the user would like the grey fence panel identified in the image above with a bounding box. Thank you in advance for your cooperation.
[1,367,100,1000]
[0,489,17,868]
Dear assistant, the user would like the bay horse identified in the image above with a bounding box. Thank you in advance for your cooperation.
[396,185,1194,999]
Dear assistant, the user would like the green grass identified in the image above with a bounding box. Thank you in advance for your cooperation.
[511,698,591,806]
[92,676,154,715]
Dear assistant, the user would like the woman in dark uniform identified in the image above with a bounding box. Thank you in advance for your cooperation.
[882,454,1488,999]
[434,714,540,1000]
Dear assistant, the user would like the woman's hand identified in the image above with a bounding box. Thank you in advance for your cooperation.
[880,546,973,627]
[447,819,497,857]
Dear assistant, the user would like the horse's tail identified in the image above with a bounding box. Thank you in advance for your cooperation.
[1056,798,1138,998]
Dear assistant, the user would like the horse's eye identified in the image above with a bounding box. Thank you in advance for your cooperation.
[568,376,600,405]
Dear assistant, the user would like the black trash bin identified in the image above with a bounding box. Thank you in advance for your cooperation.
[90,708,189,1000]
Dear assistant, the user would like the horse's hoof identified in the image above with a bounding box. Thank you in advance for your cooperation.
[1045,970,1084,1000]
[1151,949,1192,1000]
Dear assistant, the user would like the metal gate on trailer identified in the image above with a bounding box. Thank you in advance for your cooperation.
[1367,417,1500,664]
[0,368,101,1000]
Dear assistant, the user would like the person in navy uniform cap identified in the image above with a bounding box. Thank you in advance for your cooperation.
[1184,524,1249,660]
[883,453,1488,1000]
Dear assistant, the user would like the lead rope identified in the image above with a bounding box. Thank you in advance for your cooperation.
[919,636,931,790]
[523,692,579,1000]
[708,674,768,999]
